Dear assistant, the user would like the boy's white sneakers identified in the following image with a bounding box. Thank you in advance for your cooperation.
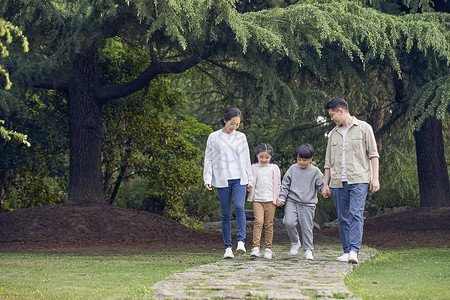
[336,252,350,262]
[348,251,359,264]
[290,241,301,255]
[250,247,260,257]
[264,248,273,259]
[236,241,246,254]
[305,250,314,260]
[223,247,234,259]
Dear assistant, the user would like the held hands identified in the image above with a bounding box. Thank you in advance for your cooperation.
[205,184,212,191]
[322,185,331,198]
[276,199,285,207]
[247,184,253,192]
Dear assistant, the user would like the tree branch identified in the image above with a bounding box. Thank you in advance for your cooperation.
[95,54,201,104]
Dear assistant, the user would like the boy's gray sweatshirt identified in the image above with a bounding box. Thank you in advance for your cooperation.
[279,163,324,205]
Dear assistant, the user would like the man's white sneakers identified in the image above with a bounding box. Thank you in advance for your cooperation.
[264,248,273,259]
[348,250,359,264]
[236,241,246,254]
[250,247,260,257]
[289,241,301,255]
[224,242,246,258]
[336,253,350,262]
[305,250,314,260]
[223,247,234,259]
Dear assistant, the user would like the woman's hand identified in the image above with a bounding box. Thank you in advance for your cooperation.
[276,199,285,207]
[205,184,212,191]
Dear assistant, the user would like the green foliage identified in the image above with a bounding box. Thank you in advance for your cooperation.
[114,176,153,210]
[100,38,213,224]
[0,120,30,147]
[102,88,208,223]
[297,0,445,14]
[409,75,450,130]
[2,173,65,211]
[1,0,448,214]
[347,248,450,299]
[370,146,420,211]
[0,18,28,89]
[0,89,68,211]
[182,184,222,223]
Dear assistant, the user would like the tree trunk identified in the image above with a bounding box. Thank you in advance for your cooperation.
[413,116,450,207]
[67,44,104,204]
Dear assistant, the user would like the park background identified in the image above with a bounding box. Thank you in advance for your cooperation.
[0,0,448,244]
[1,1,449,299]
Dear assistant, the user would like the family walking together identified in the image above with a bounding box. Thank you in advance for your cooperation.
[203,98,380,264]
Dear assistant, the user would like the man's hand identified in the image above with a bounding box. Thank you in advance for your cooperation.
[205,184,212,191]
[370,178,380,193]
[322,185,331,198]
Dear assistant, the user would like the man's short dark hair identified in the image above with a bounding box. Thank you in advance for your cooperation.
[295,144,314,159]
[324,97,349,111]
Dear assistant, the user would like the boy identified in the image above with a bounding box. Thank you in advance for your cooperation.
[278,144,324,260]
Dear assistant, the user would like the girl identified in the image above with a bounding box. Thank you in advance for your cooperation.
[203,107,254,259]
[246,143,282,259]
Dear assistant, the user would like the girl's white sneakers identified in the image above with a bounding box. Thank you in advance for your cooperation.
[250,247,260,257]
[223,247,234,259]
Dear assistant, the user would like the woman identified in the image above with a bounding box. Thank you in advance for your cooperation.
[204,107,253,259]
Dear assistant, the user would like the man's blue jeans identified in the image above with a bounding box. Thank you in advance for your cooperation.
[332,182,368,253]
[217,179,247,249]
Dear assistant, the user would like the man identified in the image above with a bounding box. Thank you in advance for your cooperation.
[322,97,380,264]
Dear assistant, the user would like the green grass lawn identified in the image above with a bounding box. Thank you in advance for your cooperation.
[346,248,450,300]
[0,251,221,299]
[2,248,449,299]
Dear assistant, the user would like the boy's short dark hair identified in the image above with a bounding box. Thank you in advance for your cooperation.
[324,97,349,111]
[295,144,314,159]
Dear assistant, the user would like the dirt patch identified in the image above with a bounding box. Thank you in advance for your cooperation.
[0,203,448,253]
[320,207,450,250]
[0,203,223,254]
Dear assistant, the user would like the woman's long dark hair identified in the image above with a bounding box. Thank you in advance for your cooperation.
[220,107,242,126]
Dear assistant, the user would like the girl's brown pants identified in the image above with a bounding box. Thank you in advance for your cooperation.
[252,201,276,249]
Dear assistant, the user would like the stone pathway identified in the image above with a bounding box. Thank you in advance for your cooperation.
[149,223,376,299]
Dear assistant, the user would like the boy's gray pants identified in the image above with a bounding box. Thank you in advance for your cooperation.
[282,200,316,251]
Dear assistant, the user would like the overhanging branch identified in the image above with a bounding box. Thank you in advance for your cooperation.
[95,54,201,104]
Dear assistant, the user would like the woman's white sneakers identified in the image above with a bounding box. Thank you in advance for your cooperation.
[236,241,246,254]
[223,247,234,259]
[224,242,246,259]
